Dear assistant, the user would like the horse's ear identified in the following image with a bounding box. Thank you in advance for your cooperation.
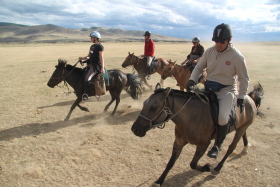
[173,60,177,64]
[168,59,172,64]
[155,83,161,90]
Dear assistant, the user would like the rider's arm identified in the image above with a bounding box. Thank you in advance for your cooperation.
[78,52,90,61]
[99,51,105,74]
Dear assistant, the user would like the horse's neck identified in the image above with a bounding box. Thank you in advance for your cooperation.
[64,68,83,89]
[172,65,183,77]
[133,57,145,72]
[174,65,190,77]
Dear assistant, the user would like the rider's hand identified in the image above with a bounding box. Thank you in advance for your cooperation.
[186,80,196,91]
[101,69,105,74]
[78,57,83,61]
[237,99,244,113]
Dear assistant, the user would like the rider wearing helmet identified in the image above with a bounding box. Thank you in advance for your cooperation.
[142,31,155,78]
[78,31,105,100]
[187,23,249,158]
[181,37,204,71]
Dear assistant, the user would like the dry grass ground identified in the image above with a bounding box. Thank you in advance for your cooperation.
[0,41,279,187]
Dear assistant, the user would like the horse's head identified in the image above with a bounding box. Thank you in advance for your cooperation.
[131,85,172,137]
[47,59,67,88]
[161,60,177,79]
[122,52,137,68]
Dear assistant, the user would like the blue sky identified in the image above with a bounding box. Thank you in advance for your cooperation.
[0,0,279,42]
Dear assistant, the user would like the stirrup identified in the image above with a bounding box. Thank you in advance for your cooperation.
[82,93,89,100]
[207,145,220,158]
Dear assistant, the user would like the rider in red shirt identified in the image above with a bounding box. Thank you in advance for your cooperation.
[142,31,155,77]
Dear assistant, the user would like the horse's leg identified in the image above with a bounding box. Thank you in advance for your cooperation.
[153,141,185,186]
[77,104,90,112]
[242,131,248,146]
[241,131,250,154]
[159,78,164,87]
[104,91,116,113]
[111,96,120,116]
[179,86,184,91]
[65,97,83,121]
[213,126,248,174]
[190,144,211,172]
[142,77,153,90]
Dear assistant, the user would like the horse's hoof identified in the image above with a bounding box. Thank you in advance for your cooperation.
[202,164,211,172]
[211,169,220,175]
[150,182,160,187]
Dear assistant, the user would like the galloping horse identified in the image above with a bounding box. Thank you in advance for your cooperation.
[47,59,142,121]
[161,60,206,91]
[131,83,263,186]
[122,52,169,90]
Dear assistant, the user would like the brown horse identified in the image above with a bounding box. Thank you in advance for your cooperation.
[122,52,169,90]
[131,83,263,186]
[161,60,206,91]
[47,59,142,120]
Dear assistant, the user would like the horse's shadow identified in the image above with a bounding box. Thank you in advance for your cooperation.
[162,170,216,187]
[38,94,131,109]
[0,110,139,141]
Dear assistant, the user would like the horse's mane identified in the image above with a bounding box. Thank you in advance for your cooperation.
[65,64,83,74]
[57,59,83,74]
[154,88,194,98]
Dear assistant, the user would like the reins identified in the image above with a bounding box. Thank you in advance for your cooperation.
[139,87,209,131]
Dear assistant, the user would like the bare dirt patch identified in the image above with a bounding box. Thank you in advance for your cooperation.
[0,42,279,187]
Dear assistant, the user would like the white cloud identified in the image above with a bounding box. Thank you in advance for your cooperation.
[0,0,279,41]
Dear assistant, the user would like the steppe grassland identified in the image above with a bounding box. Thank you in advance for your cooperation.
[0,41,279,187]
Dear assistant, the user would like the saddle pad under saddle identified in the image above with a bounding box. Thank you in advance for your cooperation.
[100,68,109,85]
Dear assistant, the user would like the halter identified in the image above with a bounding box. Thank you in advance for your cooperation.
[139,88,193,131]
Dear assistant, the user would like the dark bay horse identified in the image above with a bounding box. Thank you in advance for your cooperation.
[122,52,169,90]
[47,59,142,121]
[161,60,206,91]
[131,83,264,186]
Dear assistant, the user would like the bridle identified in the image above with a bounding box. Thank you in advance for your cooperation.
[139,88,193,131]
[163,64,184,78]
[128,54,140,66]
[51,61,80,87]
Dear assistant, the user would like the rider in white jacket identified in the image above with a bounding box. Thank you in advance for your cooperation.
[187,23,249,158]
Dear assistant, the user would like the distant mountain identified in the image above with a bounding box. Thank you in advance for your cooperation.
[0,22,190,43]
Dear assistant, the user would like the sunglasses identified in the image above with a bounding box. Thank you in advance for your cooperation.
[215,41,226,44]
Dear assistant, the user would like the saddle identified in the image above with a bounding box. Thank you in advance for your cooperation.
[144,56,157,74]
[204,91,237,131]
[83,67,109,96]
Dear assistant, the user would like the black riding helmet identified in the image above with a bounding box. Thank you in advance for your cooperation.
[143,31,151,36]
[212,23,232,42]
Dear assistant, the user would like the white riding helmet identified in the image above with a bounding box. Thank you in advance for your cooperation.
[89,31,101,39]
[192,37,200,43]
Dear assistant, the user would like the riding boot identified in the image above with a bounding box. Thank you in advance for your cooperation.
[207,123,229,158]
[82,81,89,100]
[147,66,151,80]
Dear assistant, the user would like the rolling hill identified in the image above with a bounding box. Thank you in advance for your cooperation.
[0,22,190,43]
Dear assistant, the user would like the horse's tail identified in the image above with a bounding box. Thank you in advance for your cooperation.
[125,73,143,100]
[248,83,264,117]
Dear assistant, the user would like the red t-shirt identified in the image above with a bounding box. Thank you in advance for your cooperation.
[144,38,155,56]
